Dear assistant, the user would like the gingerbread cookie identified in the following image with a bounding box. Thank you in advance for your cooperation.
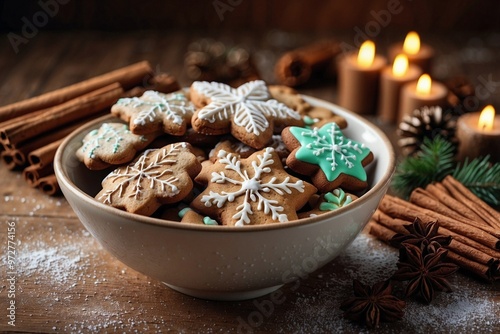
[268,85,310,115]
[298,189,357,218]
[209,139,256,162]
[76,122,157,170]
[191,147,317,226]
[282,123,374,192]
[178,207,219,225]
[209,135,289,163]
[304,107,348,129]
[111,90,195,135]
[96,142,202,216]
[190,80,303,149]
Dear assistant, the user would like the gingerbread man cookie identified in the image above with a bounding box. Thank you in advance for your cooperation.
[190,80,303,149]
[282,123,374,192]
[96,142,202,216]
[111,90,195,135]
[76,122,157,170]
[191,147,317,226]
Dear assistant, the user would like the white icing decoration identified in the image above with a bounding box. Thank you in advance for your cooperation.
[81,123,136,158]
[269,134,288,154]
[303,125,365,171]
[117,91,195,127]
[200,147,305,227]
[98,144,185,203]
[193,80,301,136]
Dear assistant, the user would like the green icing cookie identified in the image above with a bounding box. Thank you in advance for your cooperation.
[319,189,353,211]
[289,123,371,182]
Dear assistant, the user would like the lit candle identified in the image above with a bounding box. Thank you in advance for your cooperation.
[337,40,387,114]
[398,73,448,123]
[456,105,500,162]
[389,31,435,74]
[378,54,422,123]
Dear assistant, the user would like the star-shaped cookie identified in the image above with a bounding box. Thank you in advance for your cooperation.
[282,123,374,192]
[76,122,157,170]
[191,147,317,226]
[96,142,202,216]
[111,90,195,135]
[190,80,304,149]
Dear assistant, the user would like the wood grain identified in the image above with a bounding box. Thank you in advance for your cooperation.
[0,31,499,333]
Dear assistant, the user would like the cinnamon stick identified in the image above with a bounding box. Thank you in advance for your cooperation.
[1,83,123,148]
[409,188,497,234]
[274,40,340,87]
[1,150,18,170]
[23,163,54,187]
[0,61,152,122]
[370,214,500,280]
[380,195,500,248]
[446,251,495,281]
[28,139,64,167]
[1,114,104,169]
[148,73,181,94]
[373,209,500,259]
[425,183,483,222]
[442,176,500,230]
[410,188,471,222]
[37,174,60,196]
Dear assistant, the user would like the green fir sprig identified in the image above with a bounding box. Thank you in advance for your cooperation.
[392,136,500,206]
[452,157,500,206]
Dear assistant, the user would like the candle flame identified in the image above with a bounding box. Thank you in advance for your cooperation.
[403,31,420,55]
[478,105,495,131]
[392,54,409,77]
[357,40,375,68]
[416,74,432,95]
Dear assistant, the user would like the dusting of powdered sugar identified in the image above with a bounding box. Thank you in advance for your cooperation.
[274,232,499,333]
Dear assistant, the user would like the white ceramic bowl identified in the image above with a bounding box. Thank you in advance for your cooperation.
[55,95,395,301]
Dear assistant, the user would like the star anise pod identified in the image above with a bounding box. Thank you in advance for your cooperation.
[340,279,405,328]
[390,218,451,254]
[393,243,459,304]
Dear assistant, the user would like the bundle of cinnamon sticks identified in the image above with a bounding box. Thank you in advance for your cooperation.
[274,39,341,87]
[369,176,500,281]
[0,61,180,195]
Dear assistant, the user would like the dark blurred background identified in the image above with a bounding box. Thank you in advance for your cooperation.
[1,0,499,33]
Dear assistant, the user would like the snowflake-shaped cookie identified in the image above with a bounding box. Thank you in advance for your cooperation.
[111,90,195,135]
[76,122,156,170]
[282,123,374,192]
[190,80,303,149]
[96,142,202,216]
[191,147,317,226]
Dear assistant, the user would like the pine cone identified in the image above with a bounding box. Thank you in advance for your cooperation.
[397,106,457,156]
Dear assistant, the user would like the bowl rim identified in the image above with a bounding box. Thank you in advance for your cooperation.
[54,94,396,233]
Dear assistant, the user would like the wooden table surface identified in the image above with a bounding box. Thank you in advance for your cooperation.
[0,30,499,333]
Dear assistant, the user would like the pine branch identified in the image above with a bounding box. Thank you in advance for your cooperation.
[392,137,455,199]
[392,136,500,207]
[452,156,500,206]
